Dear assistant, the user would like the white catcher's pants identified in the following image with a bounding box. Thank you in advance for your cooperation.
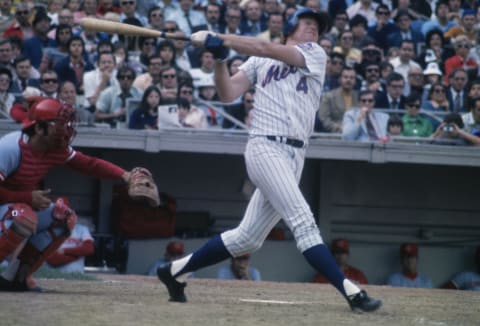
[221,137,323,256]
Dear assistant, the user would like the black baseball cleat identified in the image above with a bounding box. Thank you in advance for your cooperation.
[0,275,43,292]
[157,263,187,303]
[348,290,382,313]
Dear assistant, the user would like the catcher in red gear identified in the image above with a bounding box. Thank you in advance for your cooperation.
[0,98,158,291]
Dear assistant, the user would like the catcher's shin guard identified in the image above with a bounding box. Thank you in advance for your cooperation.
[0,203,38,262]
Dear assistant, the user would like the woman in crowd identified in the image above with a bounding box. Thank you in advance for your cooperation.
[423,82,450,129]
[128,85,161,130]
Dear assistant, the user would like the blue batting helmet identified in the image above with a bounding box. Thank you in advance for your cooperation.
[283,8,331,38]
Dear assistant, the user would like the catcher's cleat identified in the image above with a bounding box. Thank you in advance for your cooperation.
[348,290,382,313]
[0,275,43,292]
[157,263,187,303]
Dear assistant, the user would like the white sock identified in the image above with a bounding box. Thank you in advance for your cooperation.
[1,259,20,281]
[171,254,192,282]
[343,279,361,297]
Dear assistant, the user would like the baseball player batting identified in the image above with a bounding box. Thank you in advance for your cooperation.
[157,8,382,312]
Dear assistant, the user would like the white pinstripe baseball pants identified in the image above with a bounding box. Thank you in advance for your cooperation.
[221,137,323,255]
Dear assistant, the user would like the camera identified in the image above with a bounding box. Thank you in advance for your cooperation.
[443,124,455,133]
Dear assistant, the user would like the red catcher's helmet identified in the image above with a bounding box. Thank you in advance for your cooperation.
[22,98,77,148]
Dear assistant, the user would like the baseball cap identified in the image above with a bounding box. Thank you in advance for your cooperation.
[166,241,184,256]
[400,243,418,257]
[331,238,349,253]
[423,62,442,76]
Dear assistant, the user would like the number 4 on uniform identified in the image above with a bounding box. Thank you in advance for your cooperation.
[296,76,308,93]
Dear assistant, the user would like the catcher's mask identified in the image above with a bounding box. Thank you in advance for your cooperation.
[22,98,77,149]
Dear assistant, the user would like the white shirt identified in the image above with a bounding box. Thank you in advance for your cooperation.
[83,68,119,107]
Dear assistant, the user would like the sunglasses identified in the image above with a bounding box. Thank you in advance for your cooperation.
[150,13,163,17]
[407,103,420,108]
[377,11,390,16]
[162,74,176,79]
[360,98,374,103]
[456,44,471,49]
[42,78,58,83]
[121,1,135,5]
[181,90,193,94]
[118,75,134,80]
[16,10,29,16]
[366,68,379,73]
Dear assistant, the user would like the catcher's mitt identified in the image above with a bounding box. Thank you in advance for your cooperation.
[128,167,160,207]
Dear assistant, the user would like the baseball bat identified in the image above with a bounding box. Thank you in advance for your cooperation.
[80,17,190,41]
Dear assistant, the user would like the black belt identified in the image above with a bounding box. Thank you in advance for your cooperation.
[266,135,305,148]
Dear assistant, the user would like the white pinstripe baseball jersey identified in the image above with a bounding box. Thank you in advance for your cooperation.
[240,42,326,142]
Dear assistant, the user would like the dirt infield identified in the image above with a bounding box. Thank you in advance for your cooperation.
[1,274,479,326]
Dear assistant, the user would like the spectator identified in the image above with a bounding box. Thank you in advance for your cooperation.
[422,62,443,100]
[379,61,394,84]
[324,52,345,92]
[54,36,95,95]
[375,72,406,110]
[0,67,15,119]
[240,0,267,36]
[327,10,349,41]
[47,0,64,26]
[217,254,261,281]
[444,9,476,42]
[430,112,480,146]
[313,239,368,285]
[387,9,424,50]
[462,96,480,136]
[442,245,480,291]
[444,37,477,87]
[23,9,55,70]
[97,0,122,17]
[146,6,164,31]
[389,40,422,85]
[223,6,242,35]
[41,24,73,73]
[158,66,178,102]
[112,41,143,74]
[137,36,158,69]
[119,0,148,26]
[147,241,185,276]
[172,29,194,72]
[417,29,453,70]
[133,54,163,91]
[96,64,142,127]
[333,30,362,67]
[423,82,450,129]
[58,80,95,125]
[367,4,397,54]
[0,0,15,33]
[68,0,85,25]
[204,3,222,33]
[405,66,425,97]
[39,70,60,98]
[421,0,458,36]
[158,40,177,69]
[47,8,80,40]
[11,56,38,94]
[360,61,386,98]
[222,88,254,129]
[257,12,283,43]
[319,67,359,133]
[402,93,433,137]
[446,68,469,113]
[128,85,160,129]
[2,3,32,39]
[45,221,95,273]
[263,0,281,16]
[387,243,433,288]
[189,49,215,89]
[165,0,207,36]
[319,37,334,56]
[83,51,118,109]
[177,80,207,128]
[342,90,390,141]
[346,0,377,22]
[387,115,404,136]
[349,14,372,49]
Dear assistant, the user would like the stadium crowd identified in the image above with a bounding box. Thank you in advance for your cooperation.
[0,0,479,144]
